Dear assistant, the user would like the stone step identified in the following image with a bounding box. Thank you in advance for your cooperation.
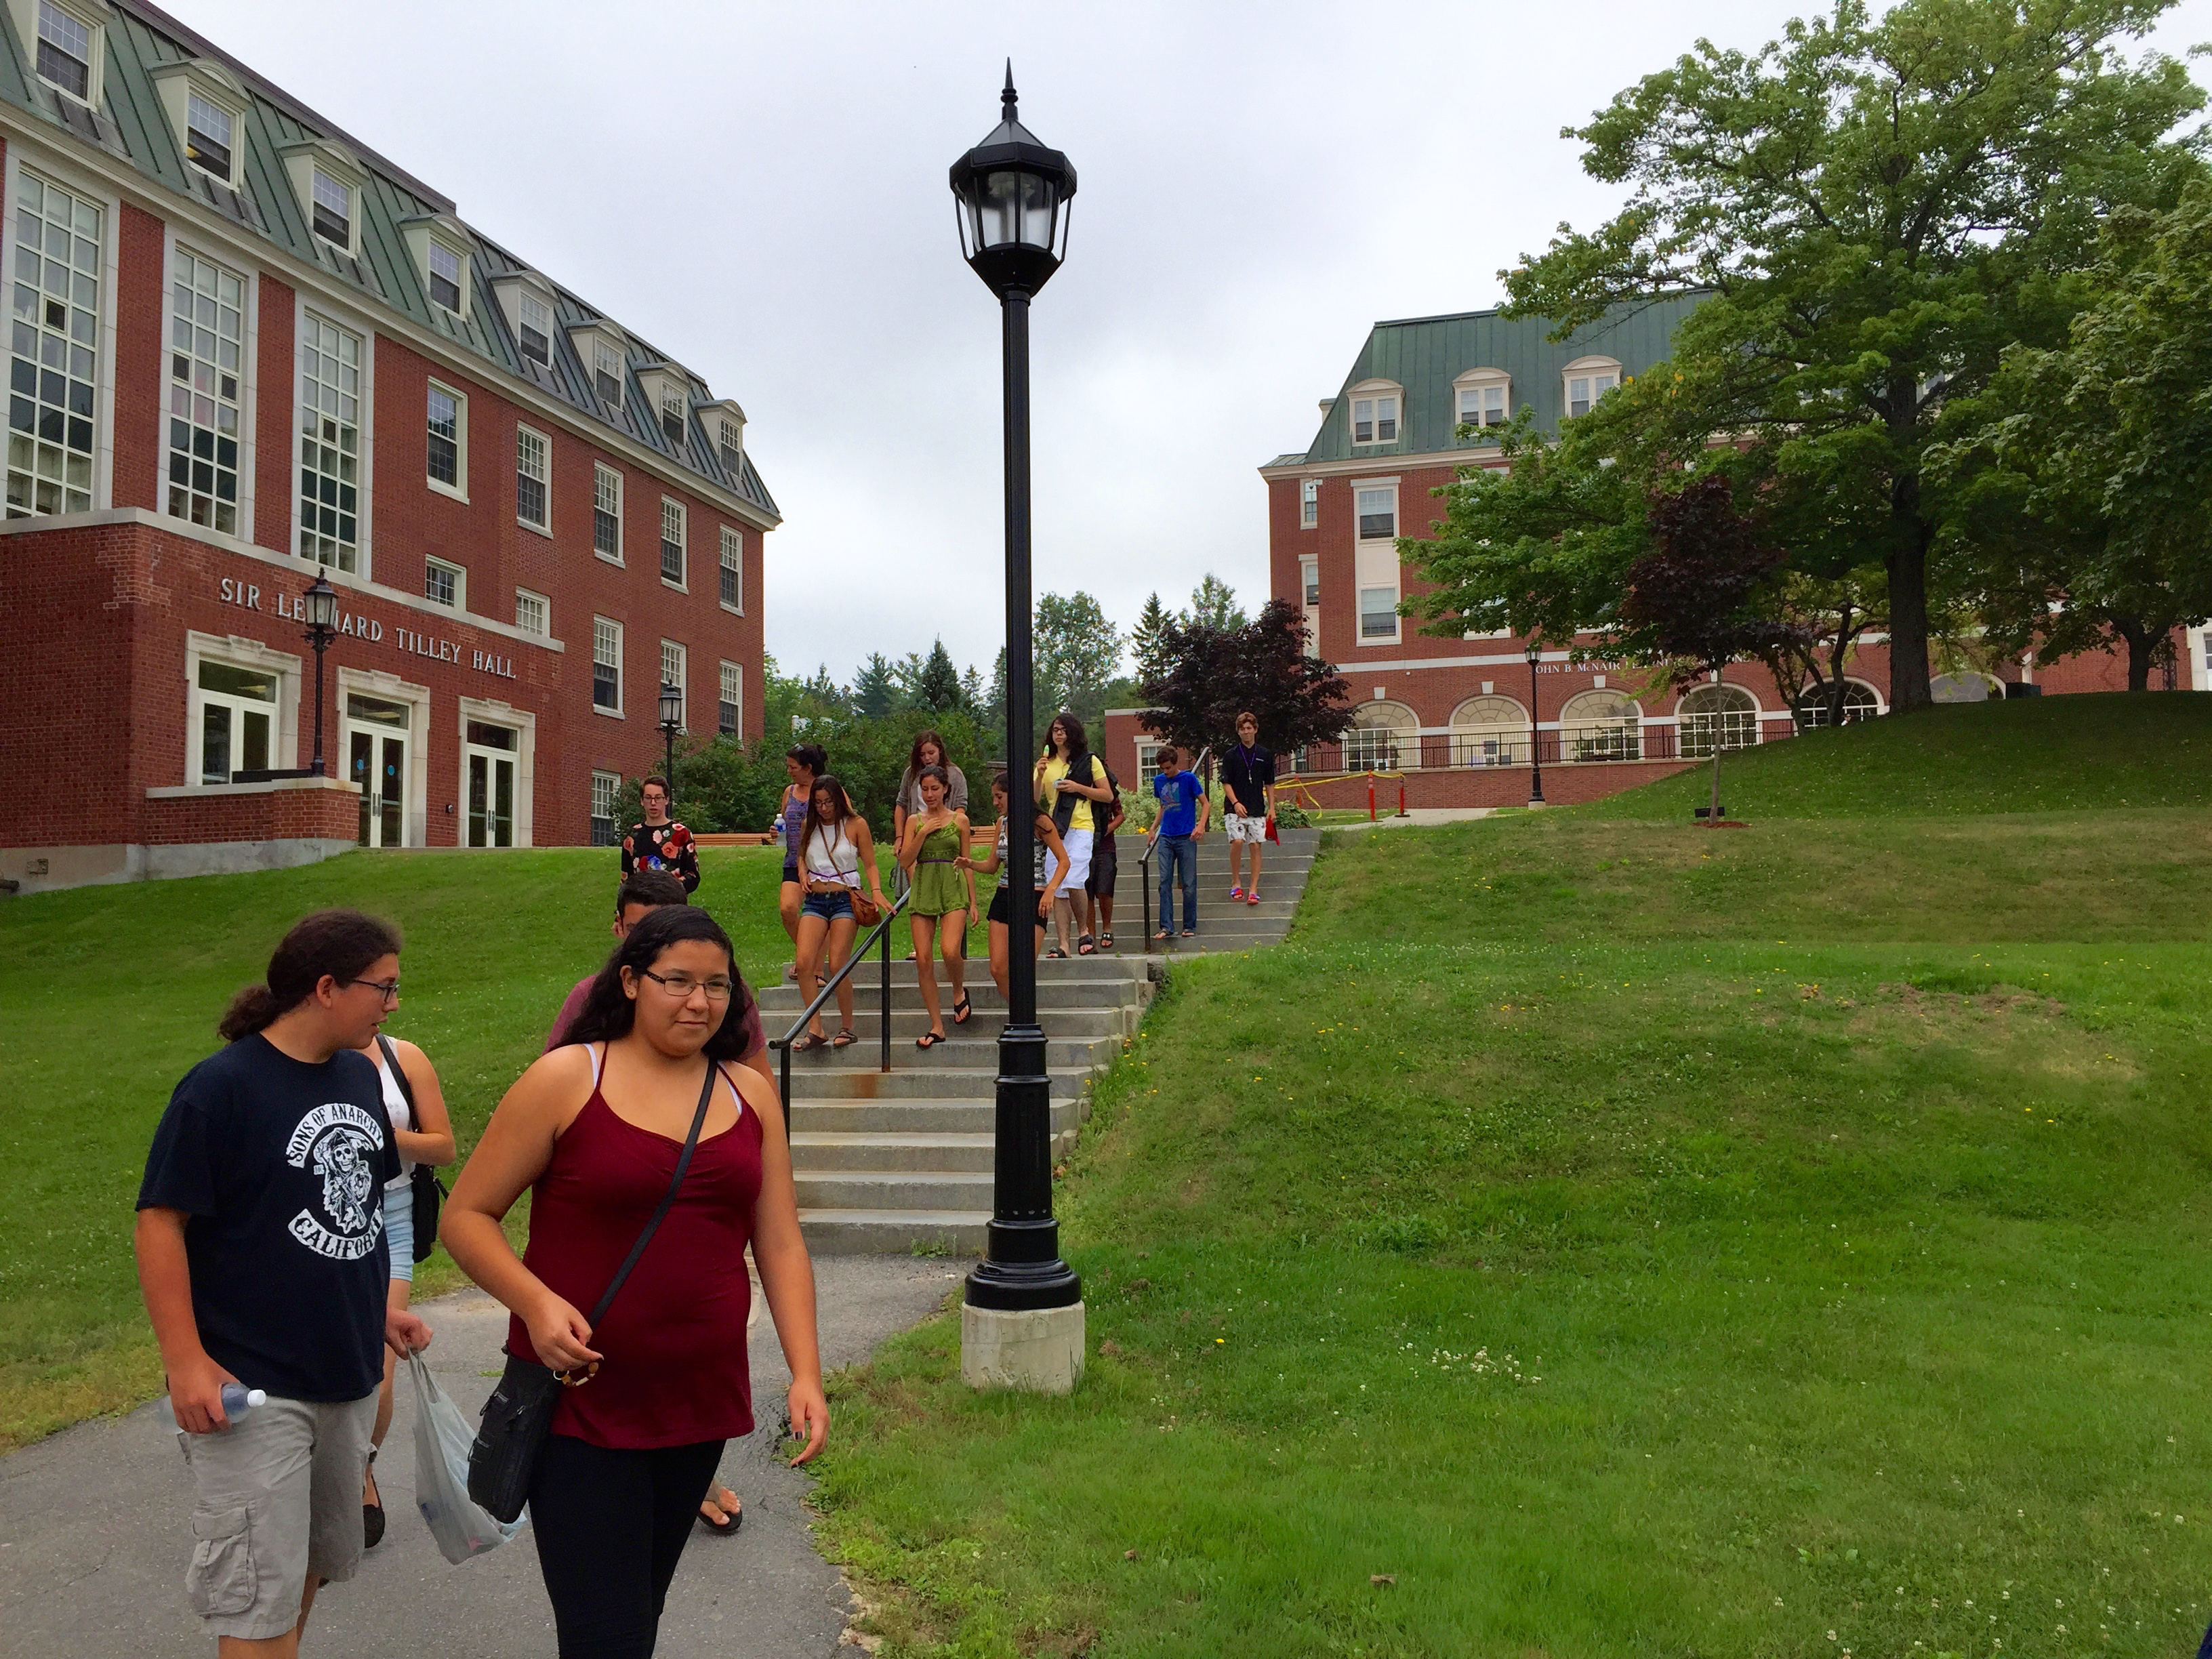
[756,978,1151,1015]
[764,1004,1130,1040]
[798,1209,989,1254]
[781,1033,1122,1076]
[797,1169,997,1211]
[773,1064,1104,1101]
[790,1130,997,1172]
[787,1097,1084,1136]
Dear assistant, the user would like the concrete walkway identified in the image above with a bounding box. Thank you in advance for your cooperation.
[1319,806,1496,832]
[0,1256,968,1658]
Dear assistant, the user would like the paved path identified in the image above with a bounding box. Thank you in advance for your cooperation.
[1319,806,1496,831]
[0,1256,968,1658]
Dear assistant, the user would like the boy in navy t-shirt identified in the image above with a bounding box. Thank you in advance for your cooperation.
[1151,745,1209,938]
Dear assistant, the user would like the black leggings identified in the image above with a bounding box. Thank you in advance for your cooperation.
[529,1432,725,1658]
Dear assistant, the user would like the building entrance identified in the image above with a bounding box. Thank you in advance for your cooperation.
[346,694,411,847]
[464,718,518,847]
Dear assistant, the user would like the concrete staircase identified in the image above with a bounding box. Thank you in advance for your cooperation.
[759,826,1319,1252]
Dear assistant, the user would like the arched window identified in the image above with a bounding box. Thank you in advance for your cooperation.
[1559,688,1642,761]
[1795,680,1883,727]
[1448,693,1525,767]
[1929,672,2004,704]
[1345,378,1404,446]
[1346,700,1416,771]
[1452,367,1511,434]
[1677,683,1759,758]
[1561,355,1622,419]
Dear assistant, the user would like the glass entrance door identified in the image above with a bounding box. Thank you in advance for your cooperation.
[464,720,518,847]
[345,694,411,848]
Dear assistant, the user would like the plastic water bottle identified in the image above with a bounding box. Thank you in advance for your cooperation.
[162,1384,266,1427]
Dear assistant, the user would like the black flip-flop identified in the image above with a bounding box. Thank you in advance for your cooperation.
[1076,935,1097,956]
[831,1028,857,1048]
[1099,933,1113,949]
[1045,947,1069,959]
[697,1494,742,1537]
[951,996,972,1025]
[363,1451,384,1549]
[916,1031,946,1049]
[794,1032,830,1053]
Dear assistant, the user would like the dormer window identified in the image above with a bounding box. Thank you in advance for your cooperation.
[1352,395,1396,444]
[185,91,232,180]
[717,416,741,474]
[517,292,550,365]
[310,167,351,249]
[1563,356,1622,418]
[594,339,622,407]
[35,0,91,100]
[658,384,685,447]
[1454,369,1511,431]
[401,213,471,319]
[427,241,462,312]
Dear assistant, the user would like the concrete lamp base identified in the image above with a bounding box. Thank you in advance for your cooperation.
[962,1301,1086,1395]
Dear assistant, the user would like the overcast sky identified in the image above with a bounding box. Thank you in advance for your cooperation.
[173,0,2212,684]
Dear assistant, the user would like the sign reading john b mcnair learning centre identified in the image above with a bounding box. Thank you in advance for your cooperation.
[218,575,518,680]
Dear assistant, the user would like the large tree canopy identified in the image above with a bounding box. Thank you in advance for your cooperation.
[1139,600,1351,760]
[1475,0,2203,711]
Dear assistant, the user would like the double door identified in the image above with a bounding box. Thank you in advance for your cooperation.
[346,694,411,848]
[465,719,518,848]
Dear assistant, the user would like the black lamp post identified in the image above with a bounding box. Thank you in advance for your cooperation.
[301,571,339,777]
[1525,638,1546,808]
[657,682,683,803]
[949,66,1083,1345]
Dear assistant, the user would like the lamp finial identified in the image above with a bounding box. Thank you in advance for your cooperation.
[1002,60,1017,119]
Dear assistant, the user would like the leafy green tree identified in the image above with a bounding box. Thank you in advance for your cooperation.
[1033,591,1124,745]
[1488,0,2205,712]
[1181,573,1247,632]
[1140,599,1351,760]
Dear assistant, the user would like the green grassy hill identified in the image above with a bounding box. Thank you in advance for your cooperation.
[811,705,2212,1658]
[1580,690,2212,819]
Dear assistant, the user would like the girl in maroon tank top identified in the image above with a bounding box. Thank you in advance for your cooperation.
[443,907,827,1659]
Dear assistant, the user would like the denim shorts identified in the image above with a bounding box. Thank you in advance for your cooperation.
[382,1184,413,1282]
[802,888,855,922]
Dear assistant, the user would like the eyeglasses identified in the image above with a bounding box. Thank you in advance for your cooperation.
[346,977,401,1005]
[639,968,735,1002]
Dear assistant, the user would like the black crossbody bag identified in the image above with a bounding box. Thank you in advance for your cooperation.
[375,1034,441,1263]
[467,1061,718,1524]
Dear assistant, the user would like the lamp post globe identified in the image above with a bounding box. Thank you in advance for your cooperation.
[300,571,340,778]
[1525,638,1546,808]
[949,66,1084,1393]
[657,682,682,802]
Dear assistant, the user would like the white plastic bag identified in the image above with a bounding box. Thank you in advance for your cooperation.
[408,1351,524,1563]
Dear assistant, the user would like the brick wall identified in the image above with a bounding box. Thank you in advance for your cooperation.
[112,204,165,512]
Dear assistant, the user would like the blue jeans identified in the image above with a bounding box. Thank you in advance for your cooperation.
[1157,834,1197,933]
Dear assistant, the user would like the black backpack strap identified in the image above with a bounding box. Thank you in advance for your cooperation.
[374,1033,417,1113]
[584,1059,716,1328]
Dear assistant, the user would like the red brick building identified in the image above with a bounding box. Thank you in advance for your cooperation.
[1106,296,2188,809]
[0,0,776,890]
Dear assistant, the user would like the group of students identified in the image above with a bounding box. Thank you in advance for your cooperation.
[136,878,824,1658]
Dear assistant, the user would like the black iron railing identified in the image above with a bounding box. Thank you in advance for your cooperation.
[767,885,913,1123]
[1289,720,1788,777]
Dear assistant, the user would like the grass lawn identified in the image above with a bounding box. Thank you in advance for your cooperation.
[807,697,2212,1658]
[0,840,974,1449]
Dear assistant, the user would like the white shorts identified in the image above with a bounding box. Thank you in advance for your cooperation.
[1225,813,1267,844]
[1059,827,1094,892]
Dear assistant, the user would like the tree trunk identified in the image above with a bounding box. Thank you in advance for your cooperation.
[2113,617,2155,692]
[1885,487,1933,713]
[1709,739,1723,824]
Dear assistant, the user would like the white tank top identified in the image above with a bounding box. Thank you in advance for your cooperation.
[804,820,861,886]
[371,1043,414,1190]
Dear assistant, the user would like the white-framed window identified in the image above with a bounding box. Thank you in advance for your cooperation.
[514,587,548,637]
[716,414,741,473]
[1448,694,1528,767]
[592,615,622,713]
[33,0,96,102]
[719,525,742,611]
[659,382,685,447]
[1351,393,1397,444]
[424,556,463,610]
[516,290,551,366]
[660,638,687,731]
[1300,477,1318,528]
[1359,588,1399,641]
[1559,688,1641,762]
[593,337,623,407]
[1564,357,1622,419]
[426,239,464,314]
[590,769,619,846]
[7,171,102,519]
[310,167,352,251]
[1929,672,2005,704]
[1795,680,1883,727]
[192,655,280,783]
[1300,554,1319,608]
[1355,485,1395,541]
[1455,370,1510,430]
[184,91,236,183]
[1679,682,1759,757]
[296,310,361,569]
[1345,701,1416,770]
[515,424,548,531]
[592,462,621,561]
[167,248,243,534]
[659,497,685,587]
[718,660,741,737]
[426,381,465,495]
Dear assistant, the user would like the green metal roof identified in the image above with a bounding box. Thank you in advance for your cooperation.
[0,0,777,523]
[1274,292,1706,469]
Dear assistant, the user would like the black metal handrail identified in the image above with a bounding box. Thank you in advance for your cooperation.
[1136,744,1212,953]
[767,882,912,1118]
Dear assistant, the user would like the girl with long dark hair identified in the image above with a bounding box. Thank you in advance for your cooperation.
[443,907,826,1658]
[897,764,972,1046]
[1031,710,1113,958]
[136,909,433,1651]
[893,729,968,851]
[775,743,827,983]
[960,771,1071,1002]
[794,774,891,1050]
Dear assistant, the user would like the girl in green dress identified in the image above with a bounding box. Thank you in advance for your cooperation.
[897,766,972,1047]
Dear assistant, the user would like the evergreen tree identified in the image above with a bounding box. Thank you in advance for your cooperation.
[1131,592,1173,682]
[852,653,901,720]
[914,639,966,713]
[1182,573,1247,632]
[959,663,987,719]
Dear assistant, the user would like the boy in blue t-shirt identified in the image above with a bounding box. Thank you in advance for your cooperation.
[1150,745,1210,938]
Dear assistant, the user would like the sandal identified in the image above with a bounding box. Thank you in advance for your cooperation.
[1229,886,1244,901]
[916,1030,947,1049]
[831,1028,857,1048]
[951,996,972,1025]
[1246,891,1261,905]
[697,1489,743,1537]
[1099,933,1113,949]
[1045,947,1069,959]
[1077,935,1097,956]
[794,1031,830,1053]
[1153,929,1172,941]
[362,1450,384,1549]
[1181,929,1197,937]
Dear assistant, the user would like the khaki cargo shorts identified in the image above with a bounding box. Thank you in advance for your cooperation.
[173,1392,377,1641]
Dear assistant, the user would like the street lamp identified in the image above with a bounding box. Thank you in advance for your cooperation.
[657,682,683,803]
[1525,638,1545,808]
[949,64,1084,1393]
[301,571,339,777]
